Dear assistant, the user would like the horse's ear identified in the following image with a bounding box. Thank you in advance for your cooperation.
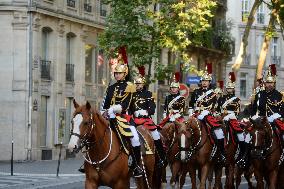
[86,101,91,110]
[73,99,79,109]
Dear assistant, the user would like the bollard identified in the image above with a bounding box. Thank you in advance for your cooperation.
[56,142,63,177]
[11,140,13,176]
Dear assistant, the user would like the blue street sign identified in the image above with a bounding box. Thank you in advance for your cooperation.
[186,76,201,84]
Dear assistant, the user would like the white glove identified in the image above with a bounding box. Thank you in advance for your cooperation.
[169,113,181,122]
[163,112,167,119]
[224,113,237,121]
[267,113,281,123]
[188,109,194,116]
[111,104,122,114]
[134,109,148,117]
[197,110,210,120]
[251,114,259,120]
[108,107,115,118]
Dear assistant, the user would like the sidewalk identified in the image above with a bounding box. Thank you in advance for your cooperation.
[0,158,84,176]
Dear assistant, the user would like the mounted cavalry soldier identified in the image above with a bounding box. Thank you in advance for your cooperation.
[129,66,167,167]
[251,64,284,145]
[159,72,186,127]
[216,72,250,168]
[188,63,226,162]
[100,47,144,177]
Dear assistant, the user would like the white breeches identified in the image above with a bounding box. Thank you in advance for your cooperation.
[151,130,160,140]
[214,128,224,139]
[129,126,141,147]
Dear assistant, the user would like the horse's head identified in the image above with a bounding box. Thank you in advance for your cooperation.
[250,116,270,159]
[160,122,176,147]
[67,99,94,153]
[175,121,194,163]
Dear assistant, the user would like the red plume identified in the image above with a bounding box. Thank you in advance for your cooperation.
[269,64,276,76]
[138,66,145,77]
[206,63,212,74]
[118,46,128,64]
[174,72,181,82]
[218,80,224,89]
[229,72,236,82]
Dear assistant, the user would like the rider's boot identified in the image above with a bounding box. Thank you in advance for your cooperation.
[236,142,250,169]
[154,139,167,168]
[217,138,226,163]
[132,146,144,178]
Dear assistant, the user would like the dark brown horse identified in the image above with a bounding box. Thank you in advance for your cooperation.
[67,100,156,189]
[185,117,214,189]
[250,116,281,189]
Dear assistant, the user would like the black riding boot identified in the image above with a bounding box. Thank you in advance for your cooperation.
[236,142,250,169]
[132,146,144,178]
[236,141,245,162]
[217,138,226,163]
[154,139,167,168]
[78,164,85,173]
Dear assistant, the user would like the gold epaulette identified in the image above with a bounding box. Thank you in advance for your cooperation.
[281,91,284,101]
[125,82,136,93]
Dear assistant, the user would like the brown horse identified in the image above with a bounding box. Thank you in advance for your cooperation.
[185,117,214,189]
[67,100,156,189]
[250,116,281,189]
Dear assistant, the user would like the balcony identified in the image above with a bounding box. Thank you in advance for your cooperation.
[66,64,74,82]
[67,0,75,8]
[40,60,51,80]
[271,56,281,65]
[84,3,92,13]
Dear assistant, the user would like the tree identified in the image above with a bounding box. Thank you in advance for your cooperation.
[231,0,262,71]
[99,0,217,81]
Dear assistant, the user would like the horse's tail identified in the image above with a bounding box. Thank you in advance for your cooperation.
[151,154,163,189]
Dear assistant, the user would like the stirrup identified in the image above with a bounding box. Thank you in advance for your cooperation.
[78,167,85,173]
[133,166,144,178]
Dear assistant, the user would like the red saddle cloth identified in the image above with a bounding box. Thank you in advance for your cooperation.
[205,115,221,127]
[134,117,157,130]
[229,119,243,132]
[275,119,284,131]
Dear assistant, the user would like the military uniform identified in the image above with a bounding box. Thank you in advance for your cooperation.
[163,92,186,122]
[189,87,217,113]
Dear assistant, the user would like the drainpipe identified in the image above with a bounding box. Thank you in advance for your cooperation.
[27,0,33,160]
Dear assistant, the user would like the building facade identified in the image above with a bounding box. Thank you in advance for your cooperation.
[226,0,284,104]
[0,0,110,160]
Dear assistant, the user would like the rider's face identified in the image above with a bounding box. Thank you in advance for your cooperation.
[226,88,234,94]
[114,72,125,81]
[201,80,210,88]
[136,83,144,91]
[264,82,275,91]
[170,87,179,94]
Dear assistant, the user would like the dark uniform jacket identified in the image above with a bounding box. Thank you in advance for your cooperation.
[216,94,241,116]
[101,80,135,114]
[129,88,156,117]
[164,92,185,116]
[251,89,284,117]
[189,87,217,112]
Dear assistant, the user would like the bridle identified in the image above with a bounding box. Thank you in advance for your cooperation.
[70,111,114,169]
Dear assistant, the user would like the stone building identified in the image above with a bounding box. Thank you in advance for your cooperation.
[0,0,109,160]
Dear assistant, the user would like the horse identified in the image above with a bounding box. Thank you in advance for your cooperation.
[184,116,214,189]
[67,100,157,189]
[249,116,281,189]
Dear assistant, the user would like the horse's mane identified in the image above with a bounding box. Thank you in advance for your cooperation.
[92,108,109,126]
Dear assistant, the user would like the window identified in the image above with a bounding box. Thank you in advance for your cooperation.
[271,37,281,65]
[85,44,94,83]
[96,49,105,84]
[100,1,107,17]
[242,0,249,22]
[41,27,52,80]
[240,73,247,98]
[84,0,92,12]
[257,3,265,24]
[67,0,76,8]
[40,96,48,147]
[66,33,75,82]
[64,98,73,144]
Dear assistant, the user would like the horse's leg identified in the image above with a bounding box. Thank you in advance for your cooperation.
[268,169,278,189]
[253,162,264,189]
[199,163,210,189]
[85,179,98,189]
[235,167,242,189]
[207,166,214,189]
[189,166,197,189]
[179,164,188,189]
[113,178,130,189]
[161,167,167,189]
[244,167,254,189]
[226,163,235,189]
[213,164,223,189]
[170,161,181,188]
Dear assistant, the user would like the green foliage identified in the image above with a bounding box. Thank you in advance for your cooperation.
[99,0,217,81]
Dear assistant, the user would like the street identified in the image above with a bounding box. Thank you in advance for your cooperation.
[0,158,255,189]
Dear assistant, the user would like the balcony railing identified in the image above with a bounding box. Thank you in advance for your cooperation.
[66,64,74,82]
[40,60,51,80]
[271,56,281,65]
[67,0,75,8]
[84,3,92,12]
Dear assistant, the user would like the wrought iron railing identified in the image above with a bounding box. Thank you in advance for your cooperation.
[66,64,74,82]
[40,60,51,80]
[67,0,75,8]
